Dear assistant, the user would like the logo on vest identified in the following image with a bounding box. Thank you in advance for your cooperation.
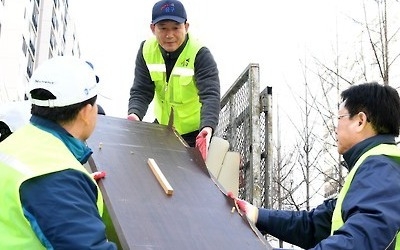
[181,58,190,67]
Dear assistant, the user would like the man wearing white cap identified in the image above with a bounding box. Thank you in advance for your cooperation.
[0,56,117,249]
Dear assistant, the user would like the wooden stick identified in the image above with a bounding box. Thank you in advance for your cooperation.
[147,158,174,195]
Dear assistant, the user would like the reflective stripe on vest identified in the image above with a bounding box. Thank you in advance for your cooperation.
[331,144,400,248]
[143,35,203,134]
[0,124,103,249]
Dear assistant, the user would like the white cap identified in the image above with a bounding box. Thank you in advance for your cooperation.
[28,56,99,107]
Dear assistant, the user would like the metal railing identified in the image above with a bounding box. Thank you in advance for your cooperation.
[215,63,273,208]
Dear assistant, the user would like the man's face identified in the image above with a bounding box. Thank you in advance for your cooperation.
[335,101,357,154]
[151,20,189,52]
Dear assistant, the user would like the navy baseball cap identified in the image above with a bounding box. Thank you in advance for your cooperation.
[152,0,187,24]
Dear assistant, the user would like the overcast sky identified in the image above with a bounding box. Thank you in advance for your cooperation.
[68,0,397,129]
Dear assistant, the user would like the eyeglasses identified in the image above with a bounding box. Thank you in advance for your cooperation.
[333,113,351,127]
[337,114,351,120]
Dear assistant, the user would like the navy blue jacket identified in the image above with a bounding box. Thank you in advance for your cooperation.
[20,116,117,249]
[257,134,400,249]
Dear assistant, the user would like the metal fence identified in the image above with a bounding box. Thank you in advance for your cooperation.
[214,63,273,208]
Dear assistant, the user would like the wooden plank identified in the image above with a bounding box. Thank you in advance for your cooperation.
[147,158,174,195]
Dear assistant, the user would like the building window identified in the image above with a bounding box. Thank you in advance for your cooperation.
[29,39,35,56]
[27,54,34,78]
[50,31,56,50]
[51,9,57,30]
[29,24,36,55]
[32,3,39,31]
[22,36,27,56]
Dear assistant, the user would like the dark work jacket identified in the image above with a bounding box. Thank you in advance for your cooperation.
[256,134,400,250]
[128,34,220,136]
[19,116,116,249]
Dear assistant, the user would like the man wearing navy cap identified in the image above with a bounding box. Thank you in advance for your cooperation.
[128,0,220,160]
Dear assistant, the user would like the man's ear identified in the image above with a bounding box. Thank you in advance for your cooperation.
[79,104,94,125]
[150,24,156,34]
[354,112,371,134]
[357,112,369,126]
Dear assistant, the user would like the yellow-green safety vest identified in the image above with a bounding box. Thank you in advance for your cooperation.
[331,144,400,248]
[0,124,103,249]
[143,36,203,135]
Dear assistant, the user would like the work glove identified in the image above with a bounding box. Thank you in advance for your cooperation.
[127,113,140,121]
[92,171,106,181]
[227,192,259,224]
[195,127,212,160]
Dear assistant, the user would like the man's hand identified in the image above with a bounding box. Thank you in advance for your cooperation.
[227,192,259,224]
[195,127,212,160]
[92,171,106,181]
[127,113,140,121]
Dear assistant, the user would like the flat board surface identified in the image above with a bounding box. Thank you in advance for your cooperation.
[87,116,272,250]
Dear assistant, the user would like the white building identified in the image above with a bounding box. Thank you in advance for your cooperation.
[0,0,80,103]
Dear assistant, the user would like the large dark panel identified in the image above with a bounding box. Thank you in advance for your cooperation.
[87,116,272,250]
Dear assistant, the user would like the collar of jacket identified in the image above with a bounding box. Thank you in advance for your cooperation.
[342,134,397,171]
[29,115,93,164]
